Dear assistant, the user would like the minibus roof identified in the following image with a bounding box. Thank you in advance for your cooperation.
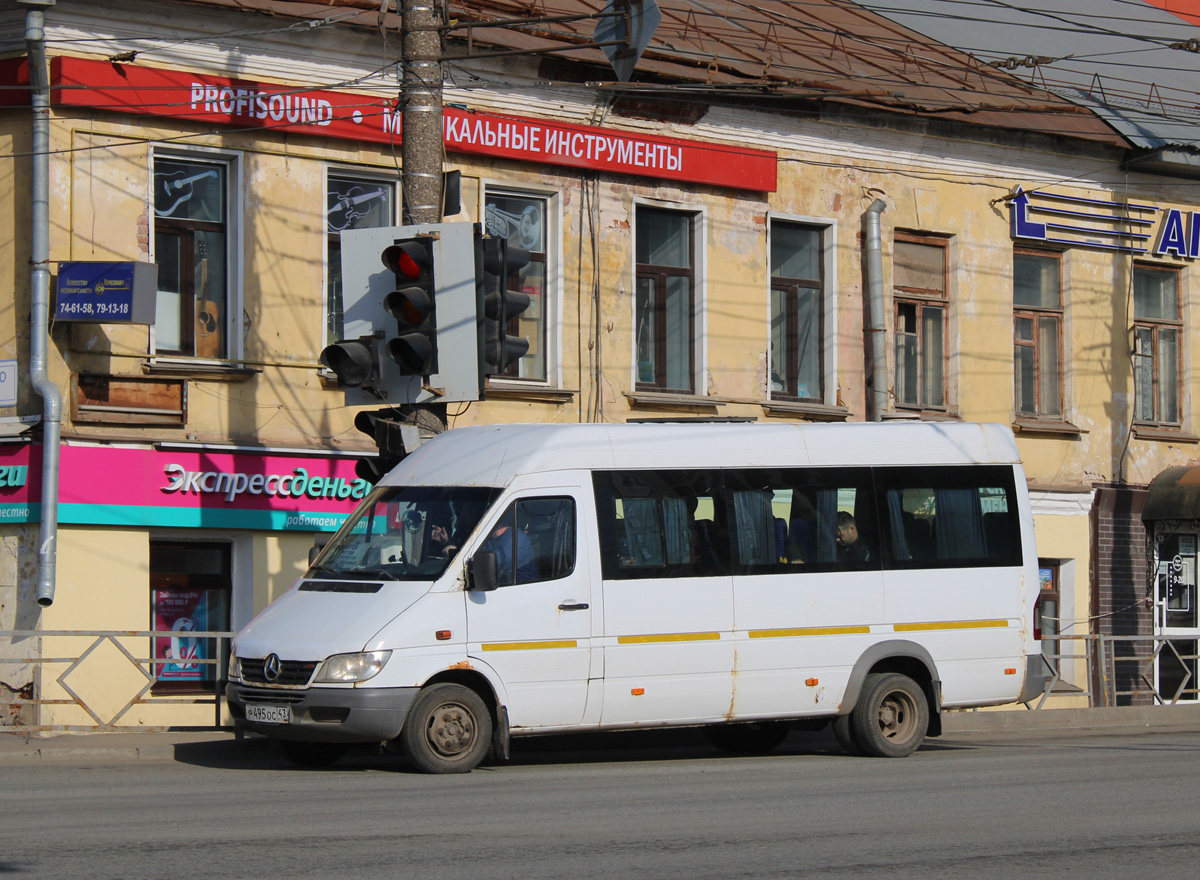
[381,421,1020,489]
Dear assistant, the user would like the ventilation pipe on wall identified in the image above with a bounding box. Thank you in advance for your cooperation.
[863,198,888,422]
[22,0,61,607]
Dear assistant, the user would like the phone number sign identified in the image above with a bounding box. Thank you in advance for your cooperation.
[55,262,158,324]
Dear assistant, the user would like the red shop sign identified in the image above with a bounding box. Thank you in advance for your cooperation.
[46,57,776,192]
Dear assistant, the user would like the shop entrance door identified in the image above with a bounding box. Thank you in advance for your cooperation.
[150,540,231,693]
[1154,532,1199,703]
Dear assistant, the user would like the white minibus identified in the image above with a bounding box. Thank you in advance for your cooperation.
[227,421,1045,772]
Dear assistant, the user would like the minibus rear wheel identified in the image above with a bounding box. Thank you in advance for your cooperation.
[832,714,865,757]
[402,683,493,774]
[851,672,929,758]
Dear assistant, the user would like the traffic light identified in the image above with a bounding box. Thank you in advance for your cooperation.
[337,222,480,405]
[320,331,386,397]
[382,237,438,376]
[353,406,443,483]
[353,409,408,483]
[477,235,532,377]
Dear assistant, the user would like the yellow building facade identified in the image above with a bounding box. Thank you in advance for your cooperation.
[2,0,1198,727]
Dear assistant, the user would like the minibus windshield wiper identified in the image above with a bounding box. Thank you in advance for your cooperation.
[344,567,399,581]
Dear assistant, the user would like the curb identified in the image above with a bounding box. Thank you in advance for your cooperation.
[941,704,1200,735]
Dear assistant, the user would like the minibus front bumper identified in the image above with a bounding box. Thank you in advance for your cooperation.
[226,683,419,743]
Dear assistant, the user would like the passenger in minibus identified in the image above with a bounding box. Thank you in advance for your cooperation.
[483,517,538,585]
[835,511,871,564]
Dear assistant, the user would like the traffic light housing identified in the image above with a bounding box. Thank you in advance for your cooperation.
[352,406,443,483]
[353,409,407,483]
[382,237,438,376]
[320,331,386,397]
[336,222,480,405]
[477,235,532,378]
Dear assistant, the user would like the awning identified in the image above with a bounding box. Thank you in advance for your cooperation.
[1142,466,1200,521]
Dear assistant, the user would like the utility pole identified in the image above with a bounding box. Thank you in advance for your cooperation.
[400,0,443,226]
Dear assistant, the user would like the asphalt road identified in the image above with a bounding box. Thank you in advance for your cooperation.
[3,726,1199,879]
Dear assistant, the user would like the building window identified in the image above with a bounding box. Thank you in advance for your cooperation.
[893,235,948,410]
[1013,250,1063,418]
[770,222,823,401]
[150,540,231,694]
[153,155,232,358]
[1133,264,1181,426]
[636,207,695,394]
[484,189,549,381]
[326,173,397,343]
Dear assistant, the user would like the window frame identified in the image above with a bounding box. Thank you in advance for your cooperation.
[1132,262,1183,428]
[892,232,950,413]
[150,148,242,363]
[634,203,701,395]
[1013,248,1065,420]
[873,464,1023,569]
[592,464,1023,579]
[768,220,826,403]
[482,495,578,586]
[323,167,399,348]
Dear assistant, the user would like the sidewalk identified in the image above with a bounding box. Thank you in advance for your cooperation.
[4,704,1200,764]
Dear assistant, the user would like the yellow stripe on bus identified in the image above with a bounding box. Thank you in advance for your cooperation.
[893,620,1009,632]
[617,632,721,644]
[748,624,873,638]
[481,640,578,651]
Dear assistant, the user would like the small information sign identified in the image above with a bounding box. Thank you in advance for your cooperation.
[0,360,15,407]
[54,261,158,324]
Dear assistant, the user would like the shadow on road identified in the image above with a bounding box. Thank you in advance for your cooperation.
[171,723,972,773]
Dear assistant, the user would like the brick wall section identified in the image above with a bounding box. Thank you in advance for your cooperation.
[1090,484,1152,705]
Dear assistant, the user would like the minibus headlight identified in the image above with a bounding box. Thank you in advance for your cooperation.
[227,654,241,682]
[315,650,392,683]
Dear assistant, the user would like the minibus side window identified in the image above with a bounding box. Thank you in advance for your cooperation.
[876,466,1022,568]
[483,497,576,586]
[725,469,878,574]
[592,471,726,579]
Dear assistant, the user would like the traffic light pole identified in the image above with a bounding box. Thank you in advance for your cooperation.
[394,0,447,449]
[401,0,443,226]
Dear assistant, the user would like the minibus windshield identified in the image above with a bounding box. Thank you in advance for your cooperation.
[309,484,500,581]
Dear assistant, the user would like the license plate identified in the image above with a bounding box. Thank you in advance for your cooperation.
[245,703,291,724]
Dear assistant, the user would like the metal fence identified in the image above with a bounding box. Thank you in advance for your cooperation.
[1033,633,1197,709]
[1,629,1196,733]
[0,629,235,733]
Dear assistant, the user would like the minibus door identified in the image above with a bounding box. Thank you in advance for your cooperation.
[466,493,594,728]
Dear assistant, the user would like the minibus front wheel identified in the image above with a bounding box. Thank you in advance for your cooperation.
[851,672,929,758]
[401,683,493,774]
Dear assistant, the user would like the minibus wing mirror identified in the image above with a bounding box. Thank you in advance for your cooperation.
[468,551,499,592]
[308,536,329,567]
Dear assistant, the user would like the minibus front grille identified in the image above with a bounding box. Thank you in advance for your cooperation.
[239,659,319,687]
[233,686,307,705]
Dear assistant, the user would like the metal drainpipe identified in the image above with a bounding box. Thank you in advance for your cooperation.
[23,0,61,607]
[863,199,888,422]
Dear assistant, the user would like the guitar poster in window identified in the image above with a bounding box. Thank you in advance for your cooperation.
[194,237,221,358]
